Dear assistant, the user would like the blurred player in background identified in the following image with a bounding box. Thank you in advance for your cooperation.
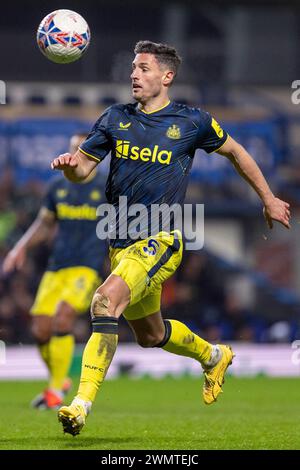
[3,133,107,410]
[51,41,291,435]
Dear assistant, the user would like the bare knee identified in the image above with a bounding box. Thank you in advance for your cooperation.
[91,279,130,319]
[91,290,111,318]
[53,301,75,334]
[31,315,52,344]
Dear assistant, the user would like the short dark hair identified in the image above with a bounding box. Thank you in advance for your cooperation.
[134,40,182,78]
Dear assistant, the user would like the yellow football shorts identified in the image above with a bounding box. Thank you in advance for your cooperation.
[31,266,101,316]
[110,230,183,321]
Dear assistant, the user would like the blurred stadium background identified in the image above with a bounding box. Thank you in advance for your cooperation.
[1,0,300,383]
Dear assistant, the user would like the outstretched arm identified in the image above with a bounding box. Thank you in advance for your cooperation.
[2,208,56,273]
[51,149,98,183]
[217,136,291,229]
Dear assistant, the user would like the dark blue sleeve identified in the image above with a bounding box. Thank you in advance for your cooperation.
[42,181,57,215]
[195,109,228,154]
[79,107,112,162]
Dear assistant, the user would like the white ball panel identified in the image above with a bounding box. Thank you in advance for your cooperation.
[53,10,88,35]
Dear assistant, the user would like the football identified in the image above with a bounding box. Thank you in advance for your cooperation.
[36,9,90,64]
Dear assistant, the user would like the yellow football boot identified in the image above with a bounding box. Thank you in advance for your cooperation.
[203,344,234,405]
[58,402,87,436]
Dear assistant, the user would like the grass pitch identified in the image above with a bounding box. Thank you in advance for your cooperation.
[0,376,299,450]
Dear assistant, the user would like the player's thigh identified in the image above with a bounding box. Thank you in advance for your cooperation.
[122,288,161,321]
[59,266,101,314]
[30,271,62,317]
[110,230,183,307]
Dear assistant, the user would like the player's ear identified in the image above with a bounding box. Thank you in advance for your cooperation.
[162,70,174,86]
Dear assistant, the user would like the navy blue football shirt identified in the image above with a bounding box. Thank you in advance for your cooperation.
[79,101,228,248]
[43,172,107,273]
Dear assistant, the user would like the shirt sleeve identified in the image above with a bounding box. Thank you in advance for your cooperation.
[41,181,57,216]
[79,107,112,162]
[194,109,228,154]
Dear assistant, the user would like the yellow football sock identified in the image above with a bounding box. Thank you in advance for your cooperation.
[161,319,213,366]
[38,342,51,373]
[76,317,118,403]
[48,334,75,391]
